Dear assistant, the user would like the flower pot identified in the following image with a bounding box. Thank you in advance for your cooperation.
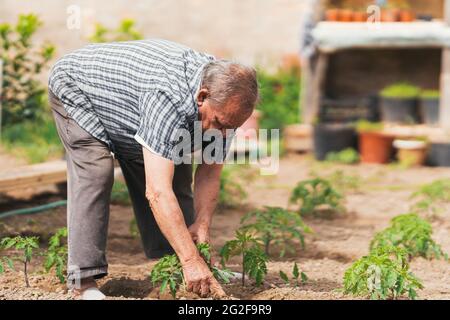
[380,97,420,124]
[325,9,340,21]
[426,143,450,167]
[353,11,368,22]
[399,10,415,22]
[359,131,395,164]
[313,123,357,161]
[381,9,399,22]
[420,97,440,126]
[393,139,427,167]
[339,9,354,22]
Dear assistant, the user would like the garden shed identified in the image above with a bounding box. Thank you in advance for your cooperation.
[301,0,450,130]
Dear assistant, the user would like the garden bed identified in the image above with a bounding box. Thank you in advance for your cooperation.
[0,154,449,300]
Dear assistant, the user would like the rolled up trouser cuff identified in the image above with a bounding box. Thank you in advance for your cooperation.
[67,265,108,287]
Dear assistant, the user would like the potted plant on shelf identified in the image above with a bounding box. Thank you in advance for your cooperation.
[393,138,428,167]
[356,120,395,164]
[339,8,354,22]
[313,122,358,161]
[394,0,416,22]
[325,7,340,21]
[352,6,368,22]
[420,90,440,126]
[379,82,421,124]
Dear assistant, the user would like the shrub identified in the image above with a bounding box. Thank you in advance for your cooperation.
[325,148,359,164]
[370,213,447,260]
[380,83,420,99]
[410,179,450,217]
[0,14,55,125]
[43,227,68,283]
[290,178,343,216]
[89,19,143,43]
[421,90,440,99]
[257,68,301,133]
[220,230,268,287]
[240,206,312,257]
[343,246,423,300]
[0,236,40,287]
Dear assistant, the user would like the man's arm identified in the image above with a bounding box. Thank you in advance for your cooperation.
[189,163,223,244]
[142,148,225,297]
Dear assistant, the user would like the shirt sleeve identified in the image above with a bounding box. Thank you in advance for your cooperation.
[134,91,183,160]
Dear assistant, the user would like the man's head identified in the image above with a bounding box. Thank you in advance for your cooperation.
[196,60,259,136]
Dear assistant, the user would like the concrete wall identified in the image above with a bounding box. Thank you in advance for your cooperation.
[0,0,309,70]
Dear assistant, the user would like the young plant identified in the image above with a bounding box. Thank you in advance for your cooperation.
[343,246,423,300]
[370,213,447,260]
[240,206,312,257]
[325,148,359,165]
[220,230,268,287]
[289,178,343,216]
[0,236,40,287]
[150,243,232,298]
[43,227,68,283]
[279,262,308,286]
[410,179,450,217]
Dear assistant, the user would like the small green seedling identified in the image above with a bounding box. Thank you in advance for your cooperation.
[150,243,232,298]
[370,213,447,260]
[240,206,312,257]
[44,227,68,283]
[220,230,268,287]
[343,246,423,300]
[279,262,308,286]
[325,148,359,165]
[290,178,343,216]
[410,179,450,217]
[0,236,40,287]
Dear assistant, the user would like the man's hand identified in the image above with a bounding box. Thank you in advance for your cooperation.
[182,256,226,298]
[188,222,210,244]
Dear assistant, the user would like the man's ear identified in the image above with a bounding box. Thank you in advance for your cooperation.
[197,88,209,107]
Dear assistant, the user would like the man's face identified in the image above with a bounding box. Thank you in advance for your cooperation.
[197,90,252,136]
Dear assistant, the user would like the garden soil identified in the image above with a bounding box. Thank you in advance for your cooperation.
[0,154,449,300]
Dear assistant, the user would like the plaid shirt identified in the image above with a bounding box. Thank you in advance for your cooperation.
[49,39,230,161]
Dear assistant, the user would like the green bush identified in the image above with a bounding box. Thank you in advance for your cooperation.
[343,246,423,300]
[370,213,447,260]
[355,120,384,133]
[325,148,359,164]
[257,68,301,133]
[289,178,343,216]
[380,83,420,99]
[89,19,143,43]
[0,14,55,125]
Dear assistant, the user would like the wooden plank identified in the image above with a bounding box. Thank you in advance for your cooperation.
[0,160,67,193]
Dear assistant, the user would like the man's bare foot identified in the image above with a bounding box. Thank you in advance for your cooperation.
[71,277,106,300]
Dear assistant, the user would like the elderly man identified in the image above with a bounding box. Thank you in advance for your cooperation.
[48,39,258,299]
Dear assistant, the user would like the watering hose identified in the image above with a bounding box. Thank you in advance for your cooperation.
[0,200,67,219]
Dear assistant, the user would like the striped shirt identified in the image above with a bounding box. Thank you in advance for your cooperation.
[49,39,230,161]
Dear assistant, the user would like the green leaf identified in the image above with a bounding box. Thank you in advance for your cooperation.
[301,272,308,284]
[292,263,299,279]
[279,271,289,284]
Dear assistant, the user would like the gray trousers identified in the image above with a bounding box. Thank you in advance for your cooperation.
[49,91,194,282]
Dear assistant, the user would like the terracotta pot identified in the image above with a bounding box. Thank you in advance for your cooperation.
[399,10,416,22]
[381,9,399,22]
[353,11,368,22]
[339,9,354,22]
[394,140,427,167]
[359,131,395,164]
[325,9,340,21]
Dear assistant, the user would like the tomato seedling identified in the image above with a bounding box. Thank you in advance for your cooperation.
[220,230,268,287]
[43,227,68,283]
[279,262,308,286]
[240,206,312,257]
[150,243,232,298]
[289,178,343,216]
[370,213,447,260]
[343,246,423,300]
[410,179,450,217]
[0,236,40,287]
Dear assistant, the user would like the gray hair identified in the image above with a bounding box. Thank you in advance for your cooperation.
[200,60,259,112]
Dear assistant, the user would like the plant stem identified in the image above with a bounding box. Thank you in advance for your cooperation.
[24,260,29,287]
[242,251,245,287]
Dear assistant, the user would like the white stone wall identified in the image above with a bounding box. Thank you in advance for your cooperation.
[0,0,309,69]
